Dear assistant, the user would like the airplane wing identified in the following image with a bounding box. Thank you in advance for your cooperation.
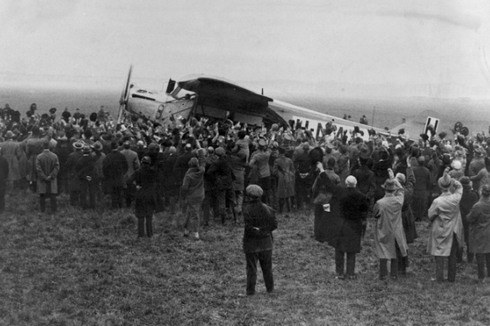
[177,75,276,124]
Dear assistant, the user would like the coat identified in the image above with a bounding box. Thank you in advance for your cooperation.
[427,180,464,256]
[121,149,140,186]
[243,199,278,253]
[313,170,343,245]
[401,167,418,244]
[272,154,295,199]
[181,158,205,205]
[229,154,246,192]
[337,187,370,253]
[460,185,479,244]
[65,150,84,191]
[0,140,22,181]
[25,137,45,182]
[35,150,60,194]
[103,150,129,188]
[466,197,490,254]
[373,182,408,259]
[128,165,157,218]
[0,156,8,197]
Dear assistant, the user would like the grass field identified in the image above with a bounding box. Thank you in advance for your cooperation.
[1,191,490,326]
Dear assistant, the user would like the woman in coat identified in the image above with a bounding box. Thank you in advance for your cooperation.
[466,184,490,282]
[181,151,206,240]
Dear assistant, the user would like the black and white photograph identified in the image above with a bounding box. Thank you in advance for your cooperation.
[1,0,490,325]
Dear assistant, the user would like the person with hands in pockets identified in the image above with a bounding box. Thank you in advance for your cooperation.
[242,184,278,296]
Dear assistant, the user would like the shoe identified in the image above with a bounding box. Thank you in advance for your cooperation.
[193,232,200,240]
[345,274,357,280]
[335,274,345,280]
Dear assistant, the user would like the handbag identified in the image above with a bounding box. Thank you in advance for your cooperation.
[313,192,332,205]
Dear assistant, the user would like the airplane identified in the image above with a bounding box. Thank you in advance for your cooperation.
[118,66,439,142]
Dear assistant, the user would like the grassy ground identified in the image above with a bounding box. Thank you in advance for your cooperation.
[1,191,490,326]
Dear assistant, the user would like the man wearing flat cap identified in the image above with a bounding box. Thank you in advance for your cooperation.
[0,130,22,189]
[373,168,408,280]
[242,184,277,296]
[428,168,463,282]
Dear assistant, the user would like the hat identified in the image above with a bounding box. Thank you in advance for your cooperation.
[185,143,192,149]
[207,146,215,154]
[215,147,225,157]
[188,157,199,167]
[246,184,263,198]
[482,184,490,197]
[73,141,84,150]
[452,160,462,170]
[395,173,406,185]
[49,108,57,113]
[382,179,399,191]
[169,146,176,154]
[438,174,452,189]
[4,131,14,139]
[136,140,144,147]
[345,176,357,188]
[460,176,471,186]
[91,141,103,151]
[258,139,267,147]
[417,156,425,163]
[141,156,151,165]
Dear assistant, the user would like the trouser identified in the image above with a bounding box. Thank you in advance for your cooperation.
[278,198,291,213]
[245,250,273,295]
[111,186,124,209]
[137,215,153,237]
[434,234,459,282]
[235,190,244,214]
[411,196,427,221]
[184,201,201,233]
[380,243,404,278]
[40,193,57,213]
[0,194,5,212]
[335,248,356,276]
[467,244,474,263]
[475,253,490,280]
[217,188,236,224]
[202,189,218,224]
[258,177,272,206]
[124,184,135,208]
[80,181,96,209]
[70,190,80,206]
[295,178,312,210]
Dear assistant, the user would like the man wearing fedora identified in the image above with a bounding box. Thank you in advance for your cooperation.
[242,184,277,296]
[373,168,408,280]
[65,141,84,206]
[428,168,463,282]
[36,140,60,214]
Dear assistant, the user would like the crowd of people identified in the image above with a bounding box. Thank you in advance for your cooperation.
[1,102,490,294]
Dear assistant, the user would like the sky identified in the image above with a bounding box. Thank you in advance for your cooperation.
[1,0,490,99]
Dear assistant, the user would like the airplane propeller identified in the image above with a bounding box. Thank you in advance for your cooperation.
[117,65,133,124]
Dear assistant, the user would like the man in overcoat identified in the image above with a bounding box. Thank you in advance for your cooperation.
[65,141,84,206]
[35,141,60,213]
[103,141,129,209]
[128,156,157,238]
[465,184,490,282]
[337,175,370,279]
[243,184,278,296]
[428,168,463,282]
[0,130,22,188]
[373,169,408,280]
